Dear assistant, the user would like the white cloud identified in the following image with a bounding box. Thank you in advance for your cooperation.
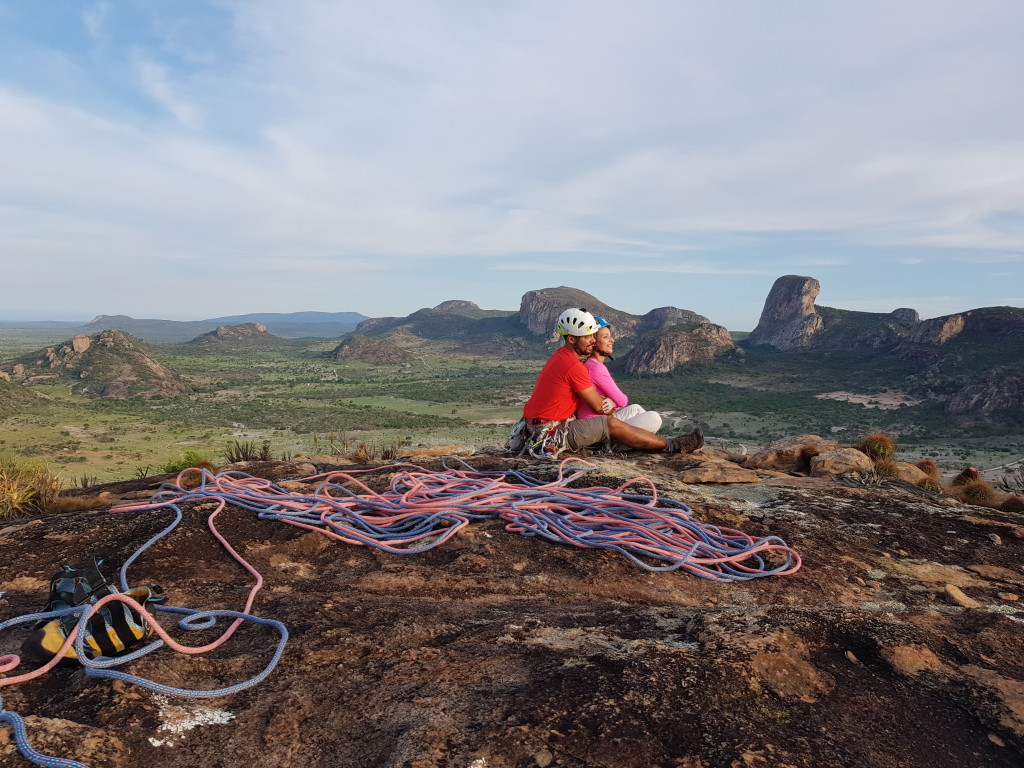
[953,253,1024,264]
[133,52,203,129]
[2,1,1024,319]
[82,2,112,40]
[492,260,765,276]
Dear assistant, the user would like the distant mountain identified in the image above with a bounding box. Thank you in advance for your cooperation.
[623,323,737,374]
[342,281,1024,419]
[186,323,289,349]
[331,334,409,364]
[2,330,191,400]
[74,311,369,342]
[747,275,1024,417]
[352,287,718,364]
[516,286,639,337]
[207,311,367,326]
[0,320,88,328]
[747,275,1024,354]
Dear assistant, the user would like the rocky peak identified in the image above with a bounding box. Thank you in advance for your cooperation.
[434,300,480,311]
[517,287,604,337]
[331,334,407,364]
[891,307,921,323]
[189,322,273,347]
[946,367,1024,415]
[747,275,824,350]
[2,329,190,399]
[353,316,398,334]
[908,314,966,345]
[516,287,638,338]
[623,322,736,374]
[638,307,711,334]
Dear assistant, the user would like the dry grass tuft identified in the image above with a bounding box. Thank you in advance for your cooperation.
[1,454,62,519]
[873,458,901,479]
[48,494,110,513]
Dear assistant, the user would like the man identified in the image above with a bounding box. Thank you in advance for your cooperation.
[519,307,704,455]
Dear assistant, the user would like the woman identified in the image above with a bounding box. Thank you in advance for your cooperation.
[575,317,663,434]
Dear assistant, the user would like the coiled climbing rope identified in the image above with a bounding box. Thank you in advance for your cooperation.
[1,456,799,767]
[111,457,801,580]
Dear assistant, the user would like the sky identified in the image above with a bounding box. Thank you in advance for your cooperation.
[1,1,1023,331]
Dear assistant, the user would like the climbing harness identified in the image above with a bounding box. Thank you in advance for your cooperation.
[513,417,572,459]
[506,417,570,458]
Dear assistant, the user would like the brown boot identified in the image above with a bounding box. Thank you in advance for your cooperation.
[667,428,704,453]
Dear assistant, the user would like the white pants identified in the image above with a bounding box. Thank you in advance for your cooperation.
[614,404,663,434]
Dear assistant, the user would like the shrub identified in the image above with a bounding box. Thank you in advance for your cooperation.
[873,458,901,479]
[953,480,996,506]
[222,439,274,463]
[997,467,1024,495]
[859,432,896,460]
[917,478,943,494]
[351,443,375,464]
[163,450,216,474]
[0,454,62,518]
[380,440,403,461]
[1000,495,1024,514]
[176,465,217,489]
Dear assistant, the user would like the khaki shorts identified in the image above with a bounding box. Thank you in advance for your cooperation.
[563,416,611,451]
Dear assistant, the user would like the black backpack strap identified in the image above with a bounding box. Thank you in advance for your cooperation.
[35,562,114,628]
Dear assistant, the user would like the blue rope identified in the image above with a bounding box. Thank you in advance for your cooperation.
[0,696,89,768]
[75,610,289,699]
[137,461,799,580]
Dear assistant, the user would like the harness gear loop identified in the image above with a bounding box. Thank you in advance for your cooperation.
[524,416,574,459]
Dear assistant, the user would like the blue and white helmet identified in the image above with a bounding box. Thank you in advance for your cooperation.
[556,308,600,337]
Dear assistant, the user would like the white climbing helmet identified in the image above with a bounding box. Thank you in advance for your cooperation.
[556,308,600,337]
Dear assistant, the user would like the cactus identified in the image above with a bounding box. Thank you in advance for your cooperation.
[859,433,896,460]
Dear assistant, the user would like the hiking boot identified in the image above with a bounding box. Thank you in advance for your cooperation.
[668,428,704,454]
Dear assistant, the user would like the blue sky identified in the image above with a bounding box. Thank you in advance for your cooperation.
[1,1,1022,330]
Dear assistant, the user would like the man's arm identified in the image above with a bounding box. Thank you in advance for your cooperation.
[576,386,612,415]
[587,363,629,408]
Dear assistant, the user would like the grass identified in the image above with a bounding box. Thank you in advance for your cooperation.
[0,452,61,519]
[2,332,1023,483]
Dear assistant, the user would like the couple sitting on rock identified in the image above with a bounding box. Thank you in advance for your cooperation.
[514,308,704,457]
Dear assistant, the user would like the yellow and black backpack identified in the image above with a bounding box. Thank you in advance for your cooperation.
[21,562,164,663]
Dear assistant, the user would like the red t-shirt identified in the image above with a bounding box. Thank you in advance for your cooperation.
[523,345,594,422]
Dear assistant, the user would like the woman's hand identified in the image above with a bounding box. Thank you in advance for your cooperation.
[601,397,615,414]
